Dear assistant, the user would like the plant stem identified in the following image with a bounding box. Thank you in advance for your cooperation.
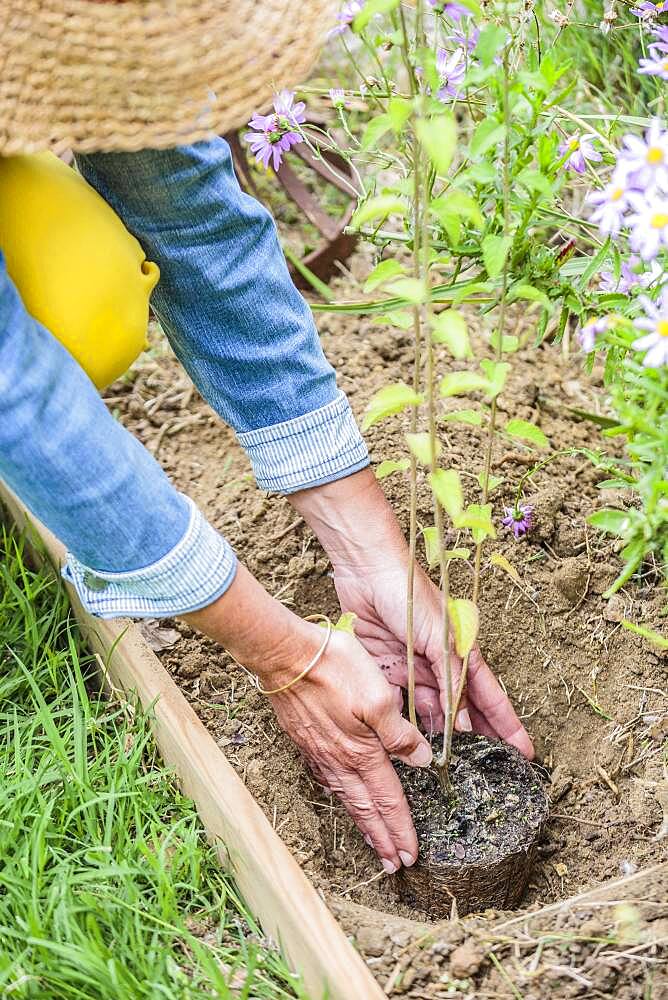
[451,10,513,723]
[403,2,421,730]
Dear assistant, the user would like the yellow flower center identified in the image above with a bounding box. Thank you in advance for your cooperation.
[658,320,668,338]
[610,186,625,201]
[569,139,580,151]
[647,146,664,165]
[651,213,668,228]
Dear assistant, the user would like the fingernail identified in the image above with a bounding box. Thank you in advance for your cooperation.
[399,851,416,867]
[381,858,398,874]
[456,708,473,732]
[408,742,432,767]
[364,834,373,847]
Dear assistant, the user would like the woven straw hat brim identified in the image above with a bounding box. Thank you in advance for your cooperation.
[0,1,336,155]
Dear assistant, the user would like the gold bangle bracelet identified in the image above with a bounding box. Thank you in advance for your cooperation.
[256,619,333,696]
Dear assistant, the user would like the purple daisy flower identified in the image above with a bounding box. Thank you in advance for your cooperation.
[330,0,364,35]
[578,316,610,353]
[243,91,306,171]
[502,503,534,539]
[598,256,665,293]
[631,0,668,17]
[559,133,603,174]
[639,48,668,79]
[587,173,632,236]
[452,24,480,52]
[632,287,668,367]
[436,47,466,100]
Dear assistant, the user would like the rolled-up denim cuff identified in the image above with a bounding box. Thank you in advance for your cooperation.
[62,496,237,619]
[236,390,370,494]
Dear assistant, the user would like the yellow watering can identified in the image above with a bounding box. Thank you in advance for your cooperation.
[0,152,160,390]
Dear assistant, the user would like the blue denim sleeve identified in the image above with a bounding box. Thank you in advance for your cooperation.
[76,139,369,492]
[0,257,236,618]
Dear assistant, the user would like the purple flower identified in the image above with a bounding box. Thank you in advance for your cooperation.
[452,24,480,52]
[639,49,668,79]
[436,47,466,100]
[559,133,603,174]
[631,0,668,17]
[598,256,665,293]
[329,88,347,108]
[632,287,668,367]
[428,0,472,17]
[502,504,534,539]
[653,25,668,43]
[587,173,631,235]
[330,0,364,35]
[617,120,668,193]
[578,316,609,352]
[627,191,668,260]
[243,90,306,171]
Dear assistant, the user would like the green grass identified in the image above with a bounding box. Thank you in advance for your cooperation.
[0,522,307,1000]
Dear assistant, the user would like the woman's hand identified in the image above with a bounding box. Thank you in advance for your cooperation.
[183,562,432,873]
[260,623,432,872]
[333,560,533,757]
[289,468,534,759]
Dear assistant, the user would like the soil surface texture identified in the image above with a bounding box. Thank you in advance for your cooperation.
[104,258,668,997]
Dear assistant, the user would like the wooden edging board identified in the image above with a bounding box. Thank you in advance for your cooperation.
[1,482,383,1000]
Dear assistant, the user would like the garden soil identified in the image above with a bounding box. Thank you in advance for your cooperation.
[104,261,667,997]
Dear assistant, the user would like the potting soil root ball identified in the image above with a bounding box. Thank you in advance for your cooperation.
[395,733,549,919]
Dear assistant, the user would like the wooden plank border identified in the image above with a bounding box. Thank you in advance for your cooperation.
[1,483,383,1000]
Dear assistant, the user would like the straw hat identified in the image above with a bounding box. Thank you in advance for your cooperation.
[0,1,335,155]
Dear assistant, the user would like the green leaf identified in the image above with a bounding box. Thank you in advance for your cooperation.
[375,458,410,480]
[447,598,480,658]
[587,508,633,537]
[363,259,406,293]
[362,382,423,430]
[422,526,440,568]
[480,359,510,398]
[385,277,428,303]
[621,620,668,650]
[415,113,457,175]
[455,503,496,543]
[353,0,399,31]
[333,612,357,634]
[516,168,552,196]
[406,432,440,466]
[430,190,484,229]
[445,547,471,561]
[475,23,507,67]
[431,310,471,359]
[477,472,504,492]
[428,468,464,522]
[388,96,413,132]
[489,330,519,353]
[482,234,512,279]
[442,408,483,426]
[440,371,490,397]
[505,419,550,449]
[361,114,393,151]
[490,552,521,583]
[350,195,406,231]
[374,310,414,330]
[470,119,505,158]
[507,283,551,308]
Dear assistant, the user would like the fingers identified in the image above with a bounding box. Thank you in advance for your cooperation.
[414,683,444,734]
[354,748,420,866]
[366,689,432,768]
[325,766,405,872]
[466,647,535,759]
